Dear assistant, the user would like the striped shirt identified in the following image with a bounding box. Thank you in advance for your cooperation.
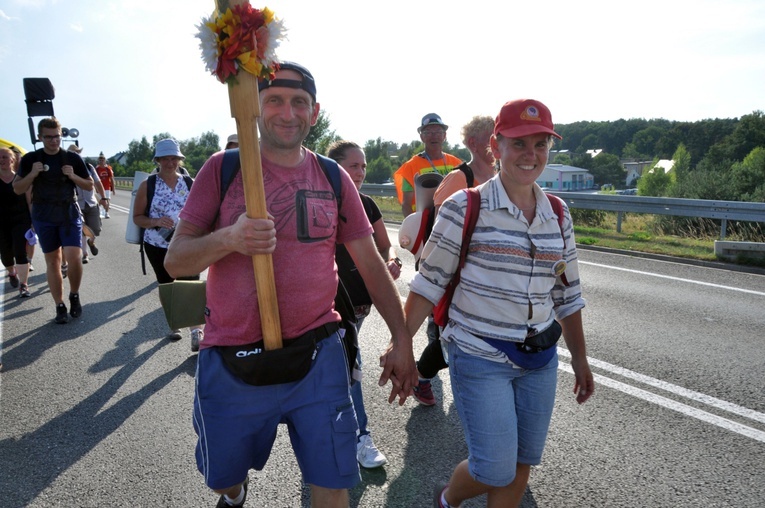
[410,175,586,364]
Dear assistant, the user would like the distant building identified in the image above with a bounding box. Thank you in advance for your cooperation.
[111,151,129,166]
[650,159,675,174]
[537,164,595,191]
[622,159,675,186]
[622,160,654,186]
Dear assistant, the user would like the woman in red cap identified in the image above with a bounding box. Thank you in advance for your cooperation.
[404,99,595,507]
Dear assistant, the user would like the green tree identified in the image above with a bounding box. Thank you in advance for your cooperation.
[631,125,666,158]
[366,156,395,184]
[671,143,692,183]
[125,136,153,167]
[638,160,673,196]
[180,131,220,175]
[729,146,765,201]
[590,152,625,187]
[552,153,572,165]
[621,142,643,160]
[305,110,337,154]
[672,161,736,200]
[364,138,400,163]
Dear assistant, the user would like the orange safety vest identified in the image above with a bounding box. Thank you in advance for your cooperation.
[393,152,462,205]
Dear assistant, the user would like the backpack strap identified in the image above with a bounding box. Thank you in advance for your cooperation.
[432,187,481,326]
[458,162,475,188]
[545,193,570,287]
[220,148,241,202]
[459,188,481,269]
[139,174,158,276]
[145,174,157,216]
[315,153,345,222]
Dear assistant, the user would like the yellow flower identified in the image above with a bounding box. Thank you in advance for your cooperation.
[238,51,264,77]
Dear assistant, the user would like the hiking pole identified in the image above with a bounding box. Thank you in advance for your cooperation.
[200,0,286,350]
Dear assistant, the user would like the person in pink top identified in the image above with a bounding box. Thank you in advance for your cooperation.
[165,62,416,508]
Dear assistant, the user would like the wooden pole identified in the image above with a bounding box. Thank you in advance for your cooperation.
[219,0,282,350]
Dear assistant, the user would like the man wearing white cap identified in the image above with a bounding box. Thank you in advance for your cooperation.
[225,134,239,150]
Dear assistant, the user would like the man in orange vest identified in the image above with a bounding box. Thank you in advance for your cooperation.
[393,113,462,217]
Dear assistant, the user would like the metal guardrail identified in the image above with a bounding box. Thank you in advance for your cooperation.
[361,184,765,240]
[116,179,764,240]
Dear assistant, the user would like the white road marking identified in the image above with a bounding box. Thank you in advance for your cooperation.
[580,261,765,296]
[558,362,765,443]
[558,349,765,443]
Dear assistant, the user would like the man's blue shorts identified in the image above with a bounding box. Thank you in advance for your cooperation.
[447,340,559,487]
[33,218,83,254]
[193,333,360,491]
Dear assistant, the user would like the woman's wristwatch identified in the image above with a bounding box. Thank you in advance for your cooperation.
[390,257,403,268]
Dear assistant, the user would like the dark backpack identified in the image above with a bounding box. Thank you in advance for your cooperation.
[218,148,359,383]
[139,173,194,275]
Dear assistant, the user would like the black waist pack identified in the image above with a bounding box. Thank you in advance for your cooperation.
[218,322,339,386]
[520,320,562,353]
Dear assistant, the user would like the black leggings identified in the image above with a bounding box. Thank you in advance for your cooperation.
[143,242,199,285]
[416,318,448,379]
[0,220,30,267]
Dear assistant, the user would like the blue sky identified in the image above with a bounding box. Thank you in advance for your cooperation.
[1,0,764,159]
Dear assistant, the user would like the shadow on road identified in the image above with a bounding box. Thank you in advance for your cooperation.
[0,281,197,506]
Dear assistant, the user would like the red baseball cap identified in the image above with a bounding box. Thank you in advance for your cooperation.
[494,99,562,140]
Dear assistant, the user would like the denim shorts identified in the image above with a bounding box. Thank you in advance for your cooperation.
[447,340,558,487]
[193,333,360,490]
[33,218,83,254]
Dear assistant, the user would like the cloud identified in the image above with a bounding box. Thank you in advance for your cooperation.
[70,22,83,32]
[0,9,18,21]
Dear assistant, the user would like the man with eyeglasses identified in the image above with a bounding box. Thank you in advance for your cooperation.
[95,152,115,218]
[393,113,462,217]
[13,117,93,324]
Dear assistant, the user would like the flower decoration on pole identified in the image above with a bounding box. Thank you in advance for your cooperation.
[196,0,287,351]
[197,1,286,84]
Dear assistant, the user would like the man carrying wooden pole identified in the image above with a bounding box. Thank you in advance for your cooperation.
[166,4,417,506]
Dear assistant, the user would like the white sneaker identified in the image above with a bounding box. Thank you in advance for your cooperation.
[356,434,387,468]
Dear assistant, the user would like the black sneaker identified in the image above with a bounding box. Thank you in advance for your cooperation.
[8,272,19,288]
[19,284,31,298]
[55,303,69,324]
[88,239,99,256]
[69,293,82,318]
[216,476,249,508]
